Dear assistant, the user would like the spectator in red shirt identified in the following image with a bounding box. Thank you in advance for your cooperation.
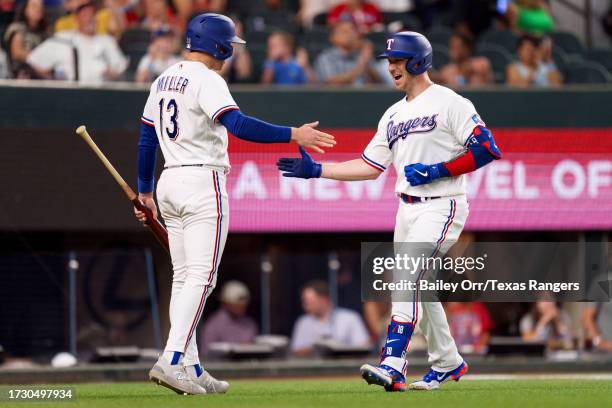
[445,302,493,354]
[327,0,383,33]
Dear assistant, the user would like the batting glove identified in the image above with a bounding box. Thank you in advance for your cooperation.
[276,147,322,179]
[404,163,442,186]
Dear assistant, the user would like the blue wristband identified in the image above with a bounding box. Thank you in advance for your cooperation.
[313,163,322,178]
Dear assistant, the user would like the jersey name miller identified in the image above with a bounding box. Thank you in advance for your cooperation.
[156,75,190,94]
[387,114,438,148]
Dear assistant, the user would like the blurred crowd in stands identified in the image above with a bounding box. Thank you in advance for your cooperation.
[1,0,612,86]
[197,271,612,360]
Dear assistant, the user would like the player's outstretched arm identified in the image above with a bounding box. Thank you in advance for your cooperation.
[277,147,381,181]
[404,126,502,186]
[218,110,336,153]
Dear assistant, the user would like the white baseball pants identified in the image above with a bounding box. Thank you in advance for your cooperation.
[383,195,468,373]
[156,166,229,365]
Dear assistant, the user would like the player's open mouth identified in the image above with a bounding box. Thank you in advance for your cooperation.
[393,73,402,81]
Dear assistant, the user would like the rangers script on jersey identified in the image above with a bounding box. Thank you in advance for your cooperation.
[362,84,485,197]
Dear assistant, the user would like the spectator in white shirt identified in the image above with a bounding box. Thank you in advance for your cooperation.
[291,280,370,356]
[27,1,127,84]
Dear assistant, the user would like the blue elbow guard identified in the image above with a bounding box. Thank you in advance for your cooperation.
[465,126,502,160]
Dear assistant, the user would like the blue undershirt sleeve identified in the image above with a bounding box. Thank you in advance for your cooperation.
[137,122,159,193]
[218,109,291,143]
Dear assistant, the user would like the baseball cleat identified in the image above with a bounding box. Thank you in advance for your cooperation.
[360,364,406,392]
[409,361,469,391]
[188,368,230,394]
[149,357,206,395]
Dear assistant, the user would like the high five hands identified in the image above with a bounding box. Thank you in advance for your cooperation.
[291,121,336,154]
[277,147,322,179]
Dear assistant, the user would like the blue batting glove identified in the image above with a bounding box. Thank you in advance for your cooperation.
[276,146,322,179]
[404,163,442,186]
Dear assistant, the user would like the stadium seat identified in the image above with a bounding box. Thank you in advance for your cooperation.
[586,49,612,73]
[381,12,422,32]
[119,29,151,81]
[426,26,453,48]
[299,27,330,46]
[244,29,274,47]
[311,12,328,27]
[305,42,328,62]
[550,31,584,57]
[552,47,570,73]
[564,60,611,84]
[476,43,513,83]
[45,6,66,27]
[119,28,151,52]
[367,31,389,55]
[248,45,268,83]
[0,11,14,48]
[479,29,518,54]
[431,44,450,70]
[245,13,297,35]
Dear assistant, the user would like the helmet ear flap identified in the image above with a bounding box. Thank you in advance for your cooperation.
[215,42,233,59]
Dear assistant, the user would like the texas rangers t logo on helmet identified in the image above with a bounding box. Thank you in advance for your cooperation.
[387,38,395,50]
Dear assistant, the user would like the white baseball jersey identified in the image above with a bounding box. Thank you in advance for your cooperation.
[141,61,239,172]
[362,84,484,197]
[27,31,128,84]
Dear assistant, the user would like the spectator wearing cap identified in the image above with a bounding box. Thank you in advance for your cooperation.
[506,34,561,88]
[437,32,493,88]
[135,29,180,83]
[27,1,128,83]
[327,0,383,33]
[199,281,258,355]
[3,0,48,78]
[290,280,370,357]
[261,31,314,85]
[314,20,378,86]
[55,0,125,37]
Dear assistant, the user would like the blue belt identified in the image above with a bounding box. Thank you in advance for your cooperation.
[164,164,205,169]
[400,194,441,204]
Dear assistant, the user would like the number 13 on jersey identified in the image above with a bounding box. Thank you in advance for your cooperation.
[159,98,179,140]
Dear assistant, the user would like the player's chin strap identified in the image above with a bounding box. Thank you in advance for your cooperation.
[434,126,502,178]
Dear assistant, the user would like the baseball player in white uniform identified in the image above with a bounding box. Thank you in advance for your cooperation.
[134,13,335,395]
[277,31,501,392]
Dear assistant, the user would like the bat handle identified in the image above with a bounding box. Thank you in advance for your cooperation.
[132,198,170,253]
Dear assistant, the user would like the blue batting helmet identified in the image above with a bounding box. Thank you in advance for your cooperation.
[378,31,433,75]
[186,13,246,60]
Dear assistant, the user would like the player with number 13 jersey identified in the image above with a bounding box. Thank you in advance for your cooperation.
[135,13,335,396]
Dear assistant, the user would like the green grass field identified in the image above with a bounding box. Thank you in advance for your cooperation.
[3,377,612,408]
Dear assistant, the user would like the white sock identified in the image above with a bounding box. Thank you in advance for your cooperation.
[163,351,183,365]
[186,363,203,377]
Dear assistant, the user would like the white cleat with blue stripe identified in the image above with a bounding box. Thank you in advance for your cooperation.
[188,369,230,394]
[409,361,468,391]
[149,357,206,395]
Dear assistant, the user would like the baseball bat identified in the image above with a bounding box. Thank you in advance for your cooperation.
[75,125,169,253]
